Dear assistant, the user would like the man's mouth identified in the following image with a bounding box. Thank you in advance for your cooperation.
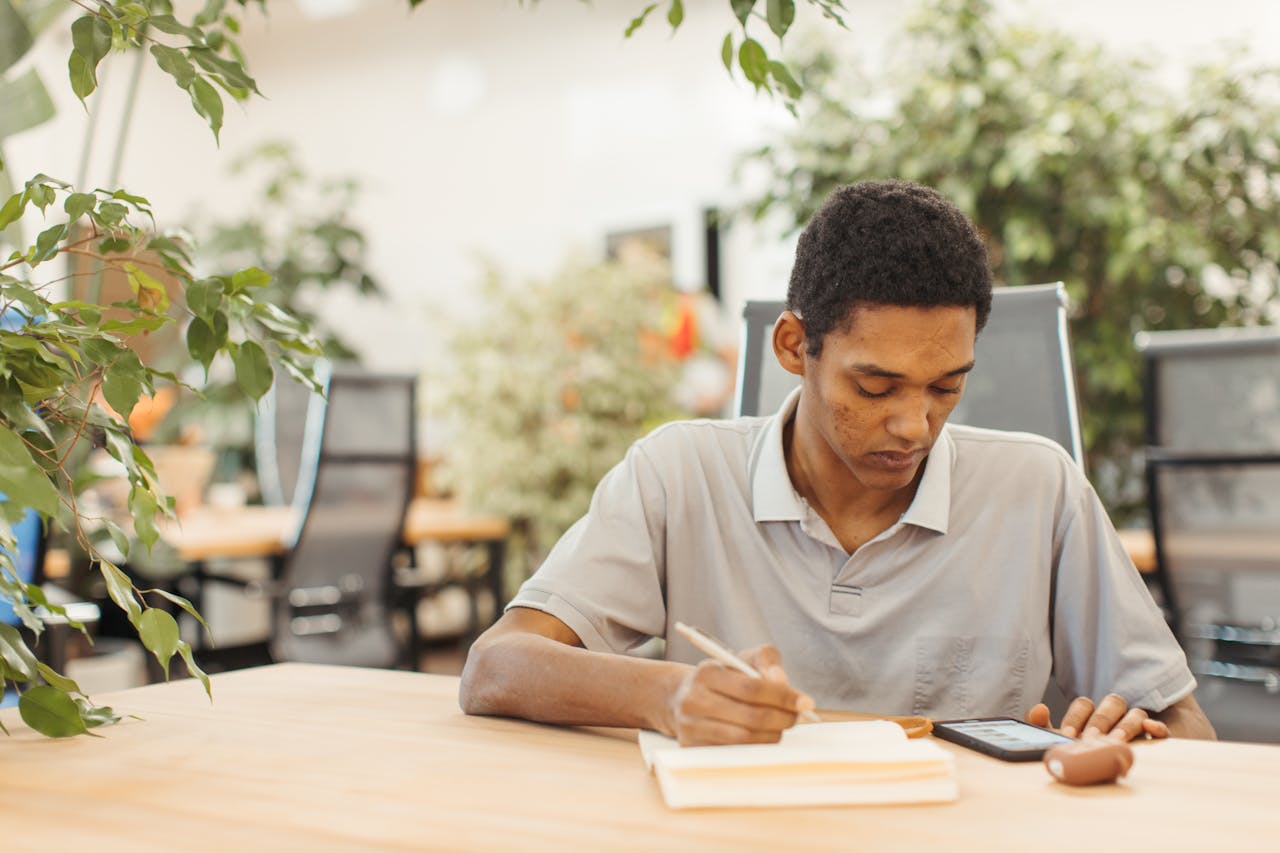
[866,449,922,471]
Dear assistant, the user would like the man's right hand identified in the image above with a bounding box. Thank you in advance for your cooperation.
[665,644,816,746]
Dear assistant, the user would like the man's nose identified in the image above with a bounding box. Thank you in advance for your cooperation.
[885,392,930,443]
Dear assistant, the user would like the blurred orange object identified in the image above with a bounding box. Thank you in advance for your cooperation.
[128,387,178,441]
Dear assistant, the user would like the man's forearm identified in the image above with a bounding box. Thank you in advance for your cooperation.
[1154,694,1217,740]
[459,630,690,733]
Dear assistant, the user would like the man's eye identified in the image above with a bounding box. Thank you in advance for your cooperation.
[931,384,963,396]
[856,384,893,399]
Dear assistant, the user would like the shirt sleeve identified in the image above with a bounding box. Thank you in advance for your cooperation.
[505,440,669,654]
[1050,480,1197,712]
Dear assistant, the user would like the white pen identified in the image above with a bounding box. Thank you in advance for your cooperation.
[674,621,822,723]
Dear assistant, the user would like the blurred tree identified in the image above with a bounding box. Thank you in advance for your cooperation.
[742,0,1280,521]
[436,257,685,578]
[192,141,383,363]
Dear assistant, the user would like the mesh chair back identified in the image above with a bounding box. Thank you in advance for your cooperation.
[734,283,1084,463]
[271,367,417,668]
[1136,327,1280,680]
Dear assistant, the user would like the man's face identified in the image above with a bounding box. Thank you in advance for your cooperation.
[795,304,977,494]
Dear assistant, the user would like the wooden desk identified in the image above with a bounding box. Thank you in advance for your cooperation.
[1115,527,1280,578]
[153,500,510,663]
[1,663,1275,851]
[159,498,510,563]
[159,504,298,562]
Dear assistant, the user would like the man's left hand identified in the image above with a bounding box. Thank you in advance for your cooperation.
[1025,693,1169,741]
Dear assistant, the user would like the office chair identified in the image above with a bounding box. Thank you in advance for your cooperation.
[734,283,1085,464]
[267,366,418,668]
[1136,327,1280,716]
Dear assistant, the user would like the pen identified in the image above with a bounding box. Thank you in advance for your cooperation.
[674,621,822,723]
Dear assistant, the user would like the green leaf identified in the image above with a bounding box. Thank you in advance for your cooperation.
[100,315,167,336]
[0,188,28,230]
[101,352,145,419]
[624,3,657,38]
[731,0,757,26]
[0,622,39,681]
[73,697,124,728]
[149,588,213,645]
[63,191,97,223]
[738,37,770,91]
[19,685,88,737]
[0,379,53,441]
[188,76,224,143]
[65,49,92,101]
[176,640,212,700]
[0,424,60,516]
[128,484,161,551]
[150,43,196,89]
[232,340,273,401]
[138,608,180,678]
[766,0,795,38]
[144,14,204,42]
[229,265,271,292]
[36,662,83,695]
[67,15,112,104]
[0,0,34,75]
[721,33,734,74]
[99,560,143,628]
[188,47,260,96]
[667,0,684,30]
[184,277,223,323]
[97,200,130,227]
[0,67,57,139]
[103,518,131,559]
[768,60,802,99]
[30,222,66,264]
[186,317,217,371]
[98,235,130,254]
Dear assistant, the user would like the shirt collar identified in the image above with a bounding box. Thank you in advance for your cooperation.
[750,387,807,522]
[749,387,954,534]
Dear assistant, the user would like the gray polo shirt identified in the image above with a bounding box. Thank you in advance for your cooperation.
[509,390,1195,718]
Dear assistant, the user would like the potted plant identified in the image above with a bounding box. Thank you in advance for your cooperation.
[0,0,322,737]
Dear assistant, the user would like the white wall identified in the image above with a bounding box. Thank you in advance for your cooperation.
[7,0,1279,448]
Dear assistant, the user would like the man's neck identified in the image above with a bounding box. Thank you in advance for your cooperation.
[782,413,923,553]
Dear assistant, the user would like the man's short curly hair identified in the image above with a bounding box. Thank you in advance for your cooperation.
[786,180,993,356]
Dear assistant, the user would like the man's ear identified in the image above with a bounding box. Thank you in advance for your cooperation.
[772,310,807,377]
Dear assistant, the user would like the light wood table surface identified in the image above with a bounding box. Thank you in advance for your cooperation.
[1,663,1276,852]
[158,498,510,563]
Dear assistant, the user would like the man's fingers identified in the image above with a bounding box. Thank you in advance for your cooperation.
[1104,707,1150,742]
[1081,693,1130,738]
[675,716,784,747]
[1024,703,1051,728]
[1059,696,1095,738]
[1142,717,1170,739]
[741,645,786,682]
[683,662,803,734]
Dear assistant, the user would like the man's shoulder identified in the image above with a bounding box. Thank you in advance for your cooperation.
[628,415,765,485]
[946,423,1076,465]
[636,414,762,454]
[944,423,1083,490]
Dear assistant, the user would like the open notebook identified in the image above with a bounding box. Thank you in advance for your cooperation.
[640,720,957,810]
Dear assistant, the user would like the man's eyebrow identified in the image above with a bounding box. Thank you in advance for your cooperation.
[850,361,976,380]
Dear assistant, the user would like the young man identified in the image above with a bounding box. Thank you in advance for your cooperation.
[459,180,1215,745]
